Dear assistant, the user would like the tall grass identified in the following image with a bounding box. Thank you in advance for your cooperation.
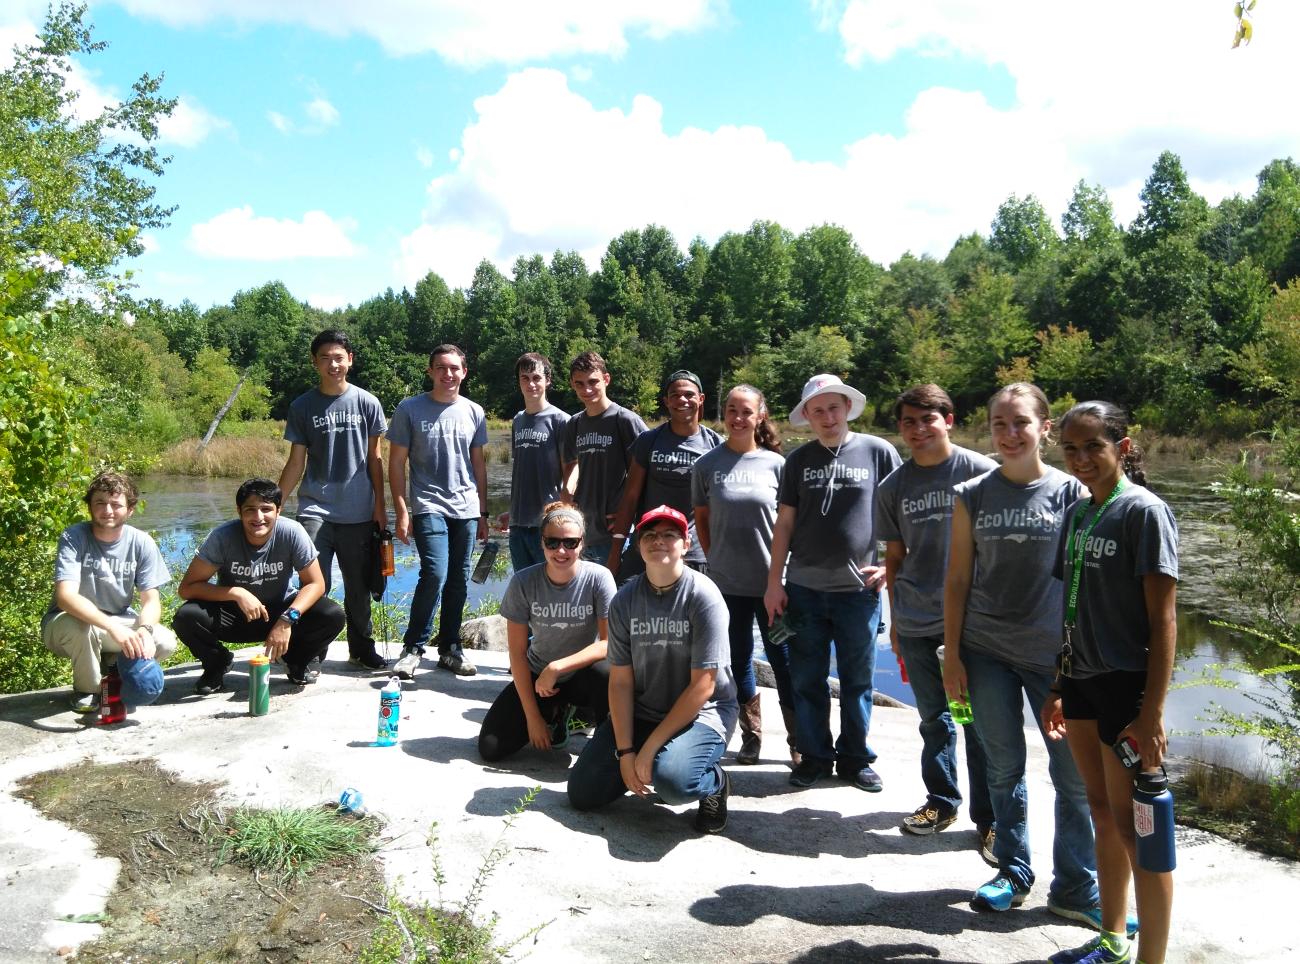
[157,437,290,477]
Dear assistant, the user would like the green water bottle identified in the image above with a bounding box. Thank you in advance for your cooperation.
[249,654,270,716]
[948,697,974,726]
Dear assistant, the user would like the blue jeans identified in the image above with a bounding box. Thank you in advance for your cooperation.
[508,525,545,573]
[898,632,994,825]
[722,594,795,707]
[962,646,1098,907]
[568,716,726,810]
[404,513,475,654]
[785,582,881,769]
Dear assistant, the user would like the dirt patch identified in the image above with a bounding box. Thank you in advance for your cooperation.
[16,759,389,962]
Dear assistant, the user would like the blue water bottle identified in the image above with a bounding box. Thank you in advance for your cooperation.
[1133,768,1176,872]
[376,676,401,746]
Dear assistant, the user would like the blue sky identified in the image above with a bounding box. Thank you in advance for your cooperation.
[3,1,1296,311]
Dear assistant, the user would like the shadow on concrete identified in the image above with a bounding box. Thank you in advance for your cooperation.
[399,733,482,764]
[691,882,1049,941]
[786,938,1040,963]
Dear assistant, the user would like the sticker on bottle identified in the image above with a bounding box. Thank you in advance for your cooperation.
[1133,799,1154,838]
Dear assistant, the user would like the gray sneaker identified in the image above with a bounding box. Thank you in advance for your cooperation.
[394,649,421,680]
[437,649,477,676]
[72,691,100,713]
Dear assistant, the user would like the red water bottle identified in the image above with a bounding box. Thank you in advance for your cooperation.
[99,669,126,725]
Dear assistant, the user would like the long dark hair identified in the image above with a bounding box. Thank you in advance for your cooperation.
[1059,401,1148,487]
[728,384,782,454]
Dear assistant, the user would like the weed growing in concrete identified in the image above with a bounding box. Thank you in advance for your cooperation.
[360,786,547,963]
[211,805,377,880]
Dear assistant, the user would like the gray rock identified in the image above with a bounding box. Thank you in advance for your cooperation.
[459,614,508,651]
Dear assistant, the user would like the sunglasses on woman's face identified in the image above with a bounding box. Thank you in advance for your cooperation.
[543,537,582,551]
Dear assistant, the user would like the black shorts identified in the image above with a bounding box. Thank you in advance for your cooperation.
[1060,670,1147,746]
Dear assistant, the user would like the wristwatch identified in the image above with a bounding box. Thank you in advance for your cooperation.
[279,607,301,624]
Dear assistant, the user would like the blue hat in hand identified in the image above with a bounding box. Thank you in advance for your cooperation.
[117,655,164,706]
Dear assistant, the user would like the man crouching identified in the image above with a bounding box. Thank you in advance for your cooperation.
[175,478,344,694]
[42,471,178,713]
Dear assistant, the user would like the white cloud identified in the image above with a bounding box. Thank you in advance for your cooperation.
[189,206,358,260]
[304,96,340,127]
[267,97,339,135]
[114,0,719,64]
[415,145,435,169]
[306,292,350,310]
[138,233,162,254]
[158,95,230,146]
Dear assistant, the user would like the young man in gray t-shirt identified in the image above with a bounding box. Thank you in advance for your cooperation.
[875,384,996,850]
[42,471,178,713]
[388,344,489,679]
[765,374,901,793]
[278,329,388,671]
[174,478,344,694]
[502,352,569,572]
[560,351,647,563]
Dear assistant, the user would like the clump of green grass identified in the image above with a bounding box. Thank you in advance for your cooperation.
[214,805,377,880]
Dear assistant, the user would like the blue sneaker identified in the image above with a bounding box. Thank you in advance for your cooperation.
[1047,900,1140,939]
[970,874,1028,912]
[1048,934,1132,964]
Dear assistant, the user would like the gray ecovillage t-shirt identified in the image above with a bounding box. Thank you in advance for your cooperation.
[1054,484,1179,678]
[499,560,616,676]
[45,523,170,622]
[630,423,722,565]
[607,567,738,740]
[387,394,488,519]
[284,385,387,524]
[196,518,318,606]
[954,466,1084,673]
[509,405,570,527]
[691,446,784,597]
[561,402,647,548]
[778,433,902,593]
[875,446,998,636]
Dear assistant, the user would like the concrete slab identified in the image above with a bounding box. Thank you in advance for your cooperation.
[1,644,1295,963]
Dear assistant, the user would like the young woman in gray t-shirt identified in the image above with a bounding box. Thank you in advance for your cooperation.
[1042,401,1178,964]
[477,502,615,762]
[942,383,1101,924]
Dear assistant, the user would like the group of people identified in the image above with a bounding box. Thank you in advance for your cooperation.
[41,330,1178,964]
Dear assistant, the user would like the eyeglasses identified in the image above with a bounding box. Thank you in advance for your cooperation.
[640,528,683,545]
[543,537,582,551]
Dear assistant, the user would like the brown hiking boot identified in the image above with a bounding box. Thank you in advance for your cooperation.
[780,703,802,767]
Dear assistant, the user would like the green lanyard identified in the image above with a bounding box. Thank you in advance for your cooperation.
[1064,477,1127,627]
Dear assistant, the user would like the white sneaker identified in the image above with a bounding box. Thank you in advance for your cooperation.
[394,650,421,680]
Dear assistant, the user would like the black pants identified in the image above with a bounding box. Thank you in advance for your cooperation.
[173,598,345,672]
[477,661,611,762]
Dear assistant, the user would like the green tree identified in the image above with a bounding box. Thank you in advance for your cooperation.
[0,2,175,308]
[990,194,1058,271]
[1032,324,1098,399]
[1128,150,1210,255]
[730,325,854,419]
[0,272,94,692]
[1061,181,1120,252]
[947,268,1037,403]
[1230,278,1300,412]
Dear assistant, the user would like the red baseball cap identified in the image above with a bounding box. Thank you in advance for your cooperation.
[636,504,688,538]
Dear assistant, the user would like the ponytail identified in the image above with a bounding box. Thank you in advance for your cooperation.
[1059,400,1148,488]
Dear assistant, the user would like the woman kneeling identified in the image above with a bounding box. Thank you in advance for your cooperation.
[567,505,738,834]
[478,503,616,761]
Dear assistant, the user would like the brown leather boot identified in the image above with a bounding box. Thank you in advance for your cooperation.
[780,703,802,767]
[737,694,762,764]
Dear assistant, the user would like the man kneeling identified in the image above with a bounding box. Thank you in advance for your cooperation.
[174,478,344,694]
[567,505,737,833]
[42,471,178,713]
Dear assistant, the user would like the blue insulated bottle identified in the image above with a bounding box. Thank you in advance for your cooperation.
[1133,768,1176,872]
[376,676,401,746]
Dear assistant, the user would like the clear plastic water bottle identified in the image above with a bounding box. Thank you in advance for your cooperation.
[1134,768,1177,872]
[376,676,401,746]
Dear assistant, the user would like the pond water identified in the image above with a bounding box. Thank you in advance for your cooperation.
[133,433,1273,771]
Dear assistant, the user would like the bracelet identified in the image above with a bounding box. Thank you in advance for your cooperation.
[616,747,635,759]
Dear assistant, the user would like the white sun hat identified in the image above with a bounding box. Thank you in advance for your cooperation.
[789,373,867,428]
